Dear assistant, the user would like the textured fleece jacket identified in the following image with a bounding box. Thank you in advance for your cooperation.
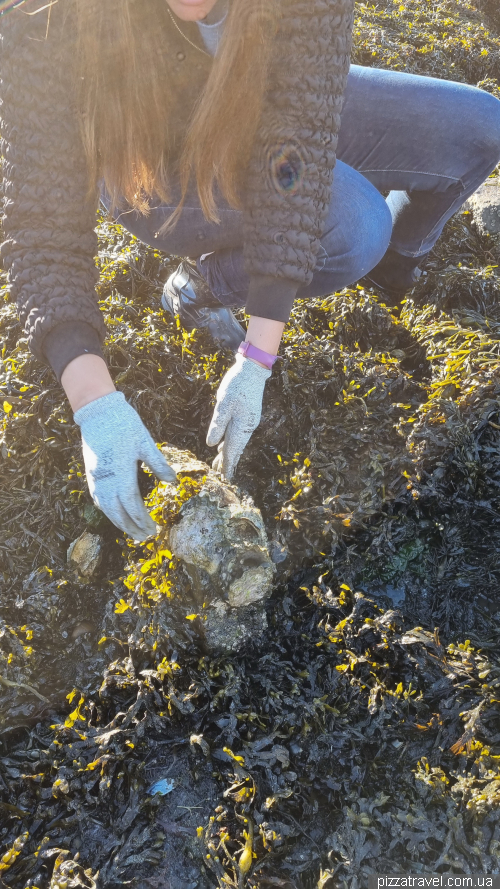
[0,0,354,380]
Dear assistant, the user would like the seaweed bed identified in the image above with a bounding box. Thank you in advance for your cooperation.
[2,1,500,886]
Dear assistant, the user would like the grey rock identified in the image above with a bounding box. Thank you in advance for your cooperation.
[464,178,500,251]
[67,531,104,577]
[202,600,268,653]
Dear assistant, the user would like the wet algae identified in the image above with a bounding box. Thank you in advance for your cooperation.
[2,0,500,885]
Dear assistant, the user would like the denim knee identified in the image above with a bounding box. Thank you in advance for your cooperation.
[466,88,500,168]
[346,190,393,280]
[311,179,393,295]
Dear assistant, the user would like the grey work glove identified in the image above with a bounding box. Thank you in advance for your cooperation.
[206,354,271,480]
[74,391,177,541]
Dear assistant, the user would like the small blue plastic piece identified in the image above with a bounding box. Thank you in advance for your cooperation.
[148,777,175,796]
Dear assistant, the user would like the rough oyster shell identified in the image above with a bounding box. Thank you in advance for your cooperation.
[161,446,275,652]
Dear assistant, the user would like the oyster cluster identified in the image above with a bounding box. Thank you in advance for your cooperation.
[161,446,276,653]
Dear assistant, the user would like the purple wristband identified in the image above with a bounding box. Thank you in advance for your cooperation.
[238,341,278,370]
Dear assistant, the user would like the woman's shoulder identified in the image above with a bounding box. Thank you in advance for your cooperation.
[1,0,78,79]
[0,0,77,45]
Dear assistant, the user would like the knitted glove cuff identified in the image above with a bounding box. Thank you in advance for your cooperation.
[74,391,125,426]
[237,353,272,381]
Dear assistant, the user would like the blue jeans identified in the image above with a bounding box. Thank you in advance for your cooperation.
[108,65,500,305]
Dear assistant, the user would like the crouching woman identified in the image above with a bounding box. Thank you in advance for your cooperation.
[1,0,499,541]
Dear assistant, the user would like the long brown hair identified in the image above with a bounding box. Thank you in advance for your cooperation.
[74,0,280,225]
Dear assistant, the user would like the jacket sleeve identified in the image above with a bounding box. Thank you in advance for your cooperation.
[0,1,106,377]
[243,0,354,322]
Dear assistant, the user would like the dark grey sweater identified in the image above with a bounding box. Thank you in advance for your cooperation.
[0,0,354,380]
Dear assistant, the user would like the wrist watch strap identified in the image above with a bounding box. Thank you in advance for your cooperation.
[238,341,278,370]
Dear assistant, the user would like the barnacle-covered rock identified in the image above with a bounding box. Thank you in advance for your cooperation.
[465,178,500,253]
[67,531,104,578]
[161,446,275,653]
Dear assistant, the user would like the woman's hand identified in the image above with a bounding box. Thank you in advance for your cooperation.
[62,355,176,541]
[206,316,284,480]
[74,392,177,541]
[207,355,271,480]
